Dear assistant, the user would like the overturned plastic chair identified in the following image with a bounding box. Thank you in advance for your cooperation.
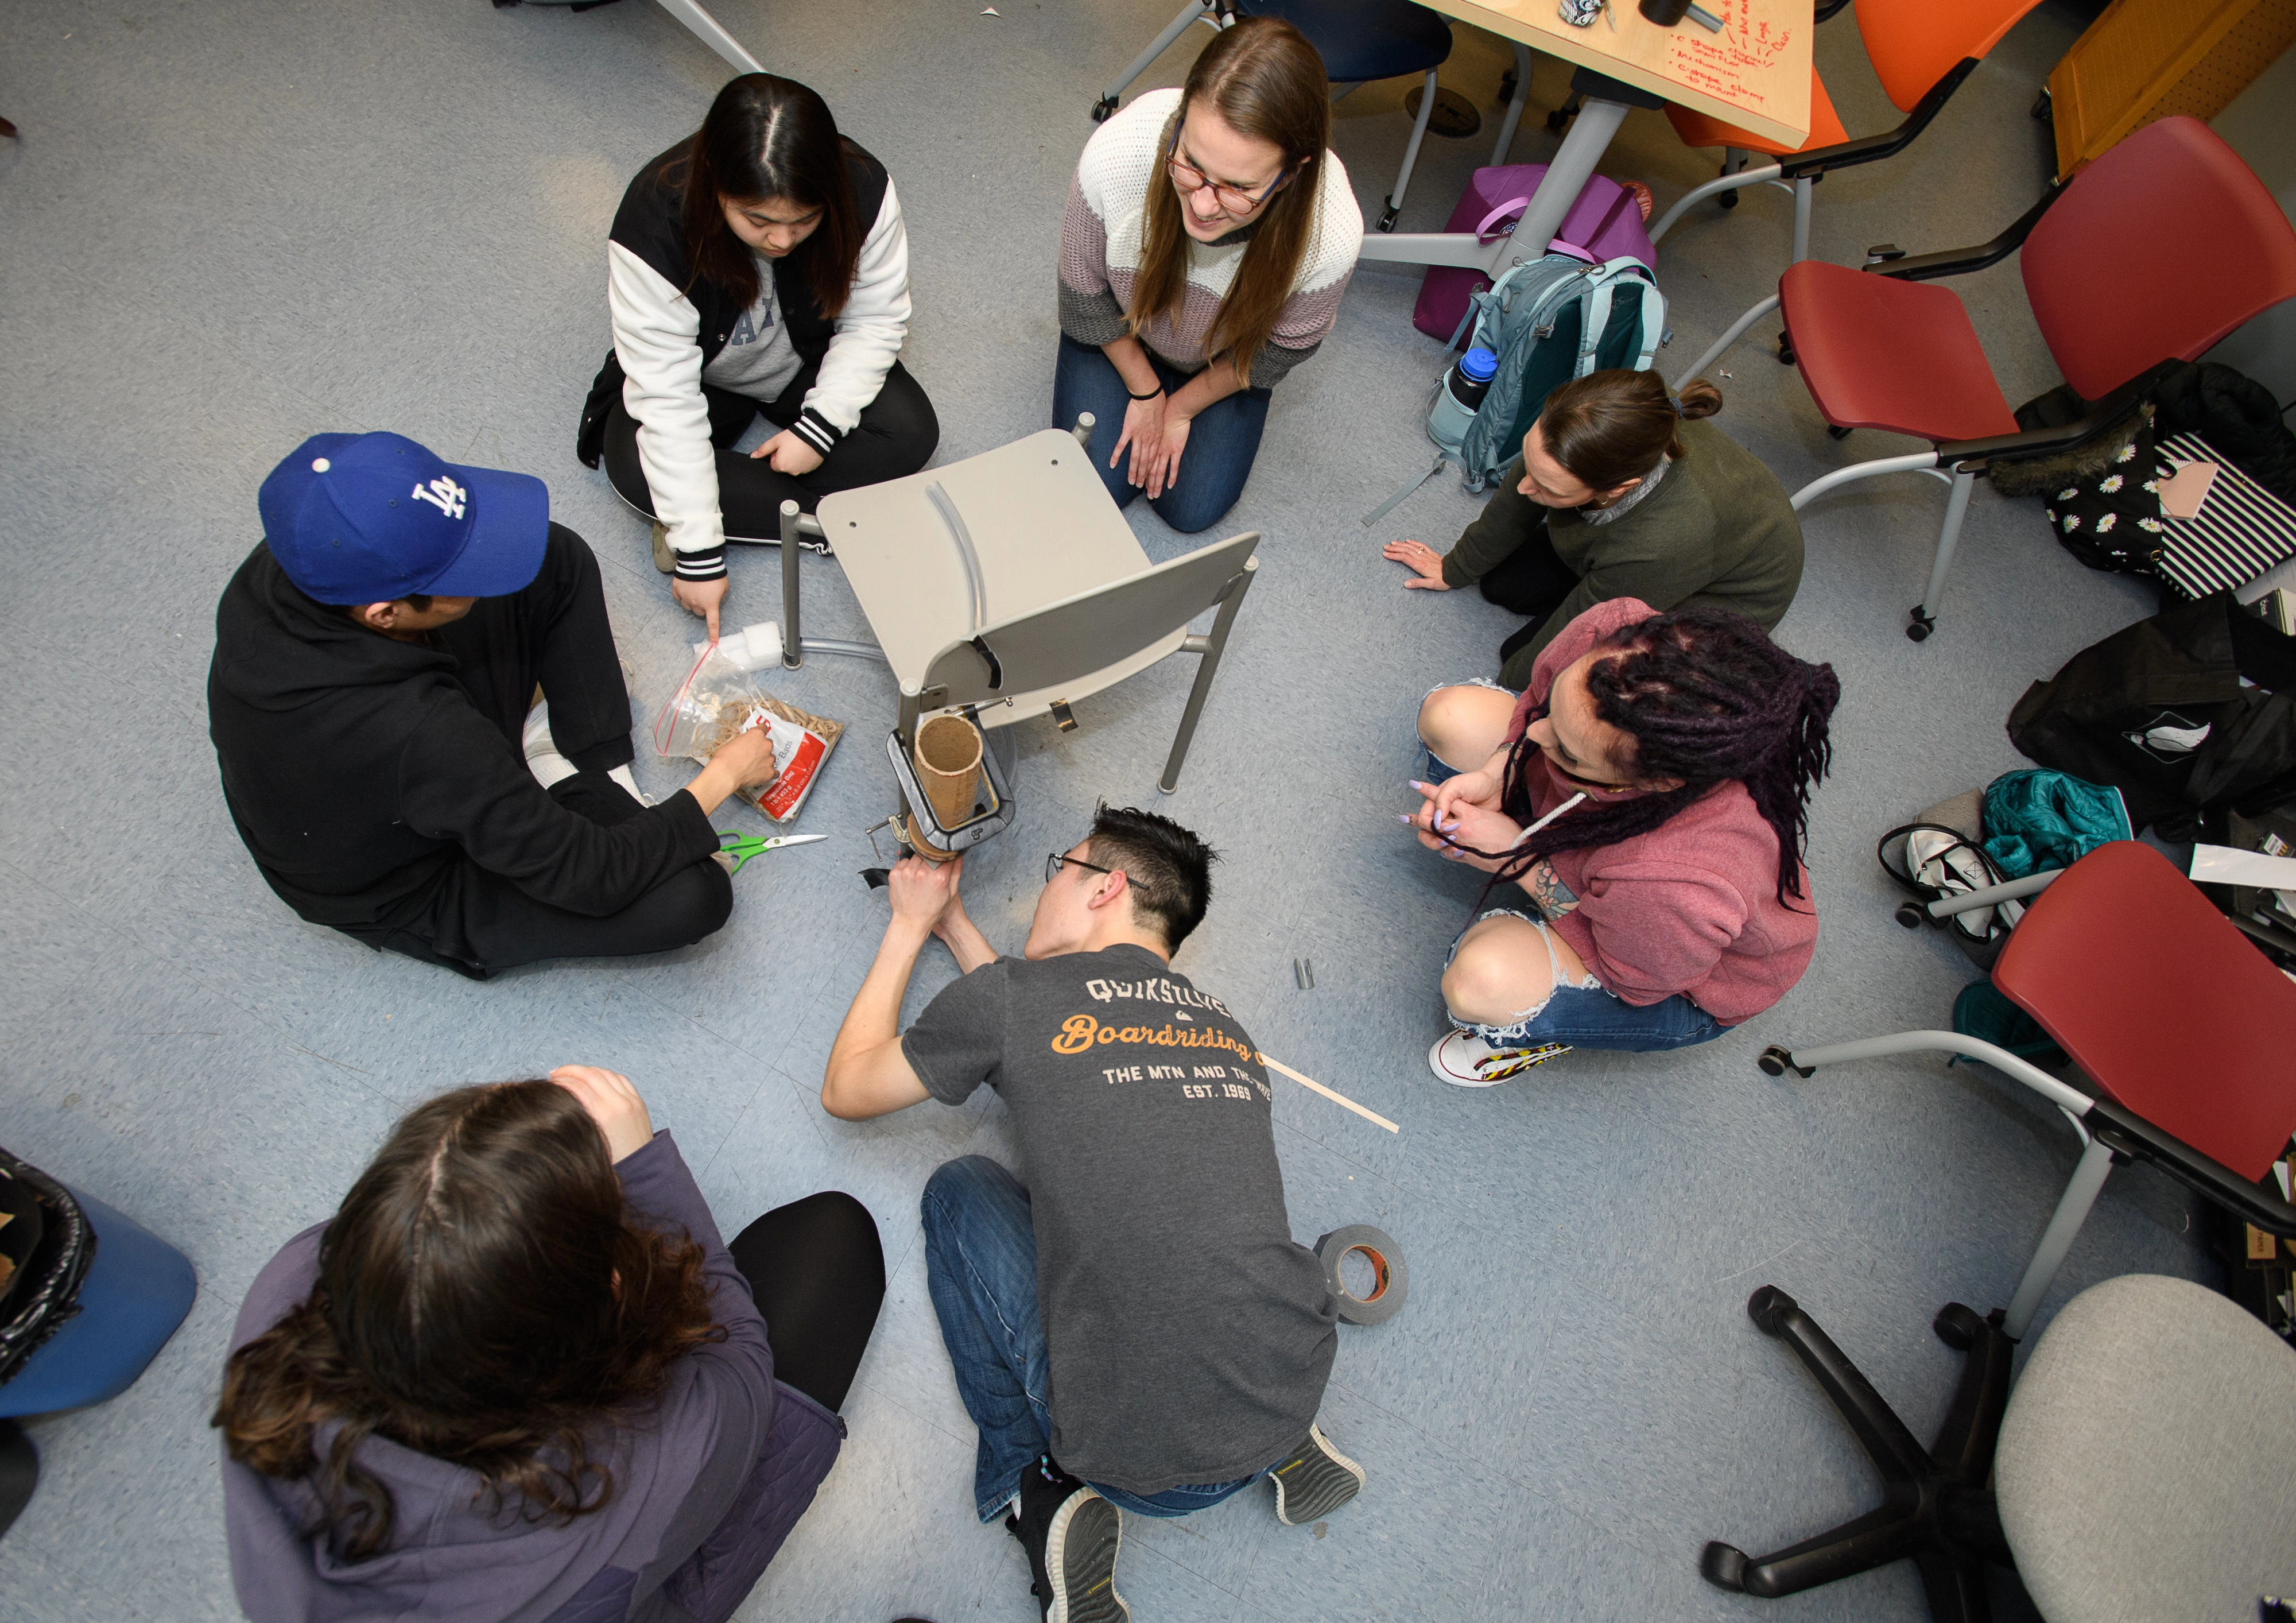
[770,424,1259,795]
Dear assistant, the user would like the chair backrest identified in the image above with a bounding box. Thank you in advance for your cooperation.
[2023,116,2296,404]
[1856,0,2045,112]
[918,530,1260,713]
[1994,840,2296,1180]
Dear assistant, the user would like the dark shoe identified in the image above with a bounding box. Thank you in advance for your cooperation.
[1005,1453,1127,1623]
[1270,1424,1365,1525]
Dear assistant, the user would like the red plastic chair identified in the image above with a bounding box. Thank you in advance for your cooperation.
[1704,840,2296,1613]
[1650,0,2044,297]
[1686,115,2296,642]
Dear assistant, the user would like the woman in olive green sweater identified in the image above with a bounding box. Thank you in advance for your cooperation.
[1384,370,1802,689]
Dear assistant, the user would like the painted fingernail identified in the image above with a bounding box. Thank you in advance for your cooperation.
[1407,779,1426,791]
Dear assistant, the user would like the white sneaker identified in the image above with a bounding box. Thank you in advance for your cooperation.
[522,701,577,790]
[1428,1029,1572,1087]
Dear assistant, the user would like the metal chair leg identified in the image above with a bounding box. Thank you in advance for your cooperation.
[2000,1135,2117,1340]
[1092,0,1221,121]
[1160,558,1257,793]
[1909,466,1975,642]
[1677,293,1780,384]
[1490,41,1532,168]
[1379,68,1441,231]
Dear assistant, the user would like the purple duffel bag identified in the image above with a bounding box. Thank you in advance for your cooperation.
[1413,165,1656,344]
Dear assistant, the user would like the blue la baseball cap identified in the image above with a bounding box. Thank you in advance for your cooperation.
[258,432,550,605]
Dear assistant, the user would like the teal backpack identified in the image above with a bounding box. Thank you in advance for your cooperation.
[1366,250,1666,525]
[1450,251,1665,490]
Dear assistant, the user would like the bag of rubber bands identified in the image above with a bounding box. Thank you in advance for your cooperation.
[653,642,844,823]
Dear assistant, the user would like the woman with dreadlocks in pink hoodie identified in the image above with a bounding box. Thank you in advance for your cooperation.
[1406,598,1840,1086]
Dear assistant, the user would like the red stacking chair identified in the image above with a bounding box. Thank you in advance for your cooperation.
[1681,115,2296,642]
[1702,840,2296,1616]
[1649,0,2045,334]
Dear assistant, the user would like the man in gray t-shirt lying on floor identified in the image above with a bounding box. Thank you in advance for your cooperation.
[823,804,1363,1623]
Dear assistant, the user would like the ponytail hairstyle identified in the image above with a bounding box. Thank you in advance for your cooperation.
[1130,17,1329,386]
[212,1082,721,1562]
[1538,370,1724,497]
[1445,607,1838,908]
[676,73,864,317]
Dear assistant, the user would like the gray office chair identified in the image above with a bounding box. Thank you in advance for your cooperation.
[1998,1273,2296,1621]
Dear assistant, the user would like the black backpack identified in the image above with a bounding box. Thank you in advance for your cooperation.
[2006,592,2296,839]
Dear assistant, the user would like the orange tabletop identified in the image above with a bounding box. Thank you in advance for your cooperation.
[1421,0,1812,149]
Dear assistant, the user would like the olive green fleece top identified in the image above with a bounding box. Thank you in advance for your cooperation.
[1441,416,1804,688]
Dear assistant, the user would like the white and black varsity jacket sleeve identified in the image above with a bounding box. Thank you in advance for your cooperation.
[793,178,912,457]
[607,241,728,580]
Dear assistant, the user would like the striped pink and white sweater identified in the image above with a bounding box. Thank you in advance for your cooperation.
[1058,87,1361,389]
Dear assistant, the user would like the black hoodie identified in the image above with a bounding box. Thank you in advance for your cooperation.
[207,542,717,952]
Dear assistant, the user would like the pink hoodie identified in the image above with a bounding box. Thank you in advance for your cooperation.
[1501,599,1818,1024]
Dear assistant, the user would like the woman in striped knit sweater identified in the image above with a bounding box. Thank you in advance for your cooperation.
[1056,18,1362,533]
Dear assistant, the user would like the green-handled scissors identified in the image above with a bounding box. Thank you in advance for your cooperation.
[718,831,827,874]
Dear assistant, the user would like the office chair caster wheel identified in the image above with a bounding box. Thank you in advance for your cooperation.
[1377,200,1401,233]
[1089,95,1118,123]
[1933,1301,1985,1352]
[1718,188,1739,210]
[1746,1285,1797,1335]
[1906,608,1934,642]
[1700,1541,1752,1591]
[2030,88,2051,122]
[1757,1045,1813,1078]
[1775,334,1795,366]
[1545,107,1570,134]
[1826,423,1853,440]
[1895,901,1926,928]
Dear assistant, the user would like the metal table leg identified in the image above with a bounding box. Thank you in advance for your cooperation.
[653,0,762,74]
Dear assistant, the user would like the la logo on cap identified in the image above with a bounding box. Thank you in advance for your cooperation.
[412,476,468,519]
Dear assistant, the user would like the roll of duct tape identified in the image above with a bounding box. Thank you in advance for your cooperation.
[1316,1225,1407,1326]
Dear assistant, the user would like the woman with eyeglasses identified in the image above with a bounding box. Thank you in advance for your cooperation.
[1056,17,1362,532]
[578,74,939,642]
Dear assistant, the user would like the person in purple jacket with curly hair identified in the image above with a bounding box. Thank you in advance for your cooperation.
[214,1069,884,1623]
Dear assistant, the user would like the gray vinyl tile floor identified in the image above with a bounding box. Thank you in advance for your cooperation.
[0,1,2209,1619]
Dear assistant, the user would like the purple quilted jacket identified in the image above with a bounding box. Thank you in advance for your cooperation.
[220,1132,844,1623]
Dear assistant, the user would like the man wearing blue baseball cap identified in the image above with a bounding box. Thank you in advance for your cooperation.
[207,431,779,978]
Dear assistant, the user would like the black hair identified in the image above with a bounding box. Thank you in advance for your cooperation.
[676,75,862,317]
[1084,805,1219,951]
[1442,606,1839,908]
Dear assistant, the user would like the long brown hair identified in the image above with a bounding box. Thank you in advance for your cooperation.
[676,73,863,316]
[1539,370,1723,493]
[1130,18,1329,386]
[213,1082,721,1561]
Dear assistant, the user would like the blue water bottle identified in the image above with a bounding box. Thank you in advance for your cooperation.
[1427,346,1499,454]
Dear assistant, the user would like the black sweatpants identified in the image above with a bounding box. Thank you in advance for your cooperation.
[602,361,940,541]
[358,524,732,978]
[728,1192,888,1413]
[1478,514,1584,672]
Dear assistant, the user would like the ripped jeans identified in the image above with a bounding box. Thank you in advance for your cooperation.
[1443,913,1728,1054]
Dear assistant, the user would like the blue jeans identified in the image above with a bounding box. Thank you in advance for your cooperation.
[1052,335,1271,534]
[920,1156,1263,1523]
[1444,908,1728,1053]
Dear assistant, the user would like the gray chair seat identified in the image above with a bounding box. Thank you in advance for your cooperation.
[1996,1273,2296,1623]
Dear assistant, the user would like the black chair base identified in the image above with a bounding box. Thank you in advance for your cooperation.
[1702,1287,2016,1622]
[0,1420,37,1543]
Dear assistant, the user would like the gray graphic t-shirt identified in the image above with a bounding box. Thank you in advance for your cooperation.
[700,257,801,404]
[902,943,1338,1494]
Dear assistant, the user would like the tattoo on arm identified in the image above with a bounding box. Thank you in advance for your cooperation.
[1523,859,1578,920]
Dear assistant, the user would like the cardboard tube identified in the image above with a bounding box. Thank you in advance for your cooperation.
[903,812,960,863]
[914,714,983,832]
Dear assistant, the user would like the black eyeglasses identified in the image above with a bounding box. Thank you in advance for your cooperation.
[1046,852,1115,885]
[1165,132,1292,216]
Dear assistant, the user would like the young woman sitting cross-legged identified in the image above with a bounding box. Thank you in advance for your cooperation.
[1407,598,1839,1083]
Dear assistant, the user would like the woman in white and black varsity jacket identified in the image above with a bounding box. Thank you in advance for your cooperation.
[578,75,938,638]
